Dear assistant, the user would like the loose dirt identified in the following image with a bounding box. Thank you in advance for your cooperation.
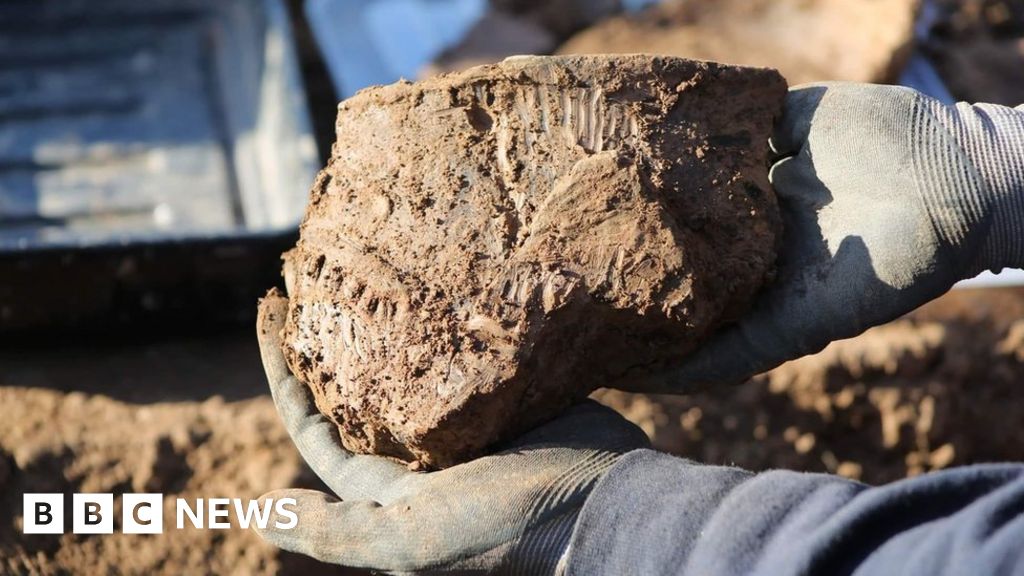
[5,289,1023,573]
[280,55,785,468]
[596,287,1024,484]
[0,333,352,576]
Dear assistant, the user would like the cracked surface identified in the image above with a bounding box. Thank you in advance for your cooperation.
[280,55,785,468]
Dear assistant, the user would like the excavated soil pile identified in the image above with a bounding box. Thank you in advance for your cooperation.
[596,288,1024,484]
[0,334,347,576]
[280,55,785,468]
[4,291,1023,574]
[558,0,920,85]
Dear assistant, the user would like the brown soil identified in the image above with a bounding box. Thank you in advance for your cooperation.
[5,4,1021,572]
[0,333,353,576]
[558,0,920,85]
[4,293,1022,574]
[281,55,785,468]
[595,287,1024,484]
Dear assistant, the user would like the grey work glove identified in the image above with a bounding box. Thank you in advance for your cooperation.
[254,294,649,575]
[642,83,1024,391]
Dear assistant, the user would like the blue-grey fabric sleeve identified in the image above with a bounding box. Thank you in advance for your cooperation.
[565,450,1024,575]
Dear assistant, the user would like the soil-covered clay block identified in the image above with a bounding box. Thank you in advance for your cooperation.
[280,55,785,468]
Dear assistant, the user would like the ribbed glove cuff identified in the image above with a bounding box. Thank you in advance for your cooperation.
[918,99,1024,275]
[509,509,577,576]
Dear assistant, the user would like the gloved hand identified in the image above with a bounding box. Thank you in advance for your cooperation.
[254,294,649,575]
[639,83,1024,391]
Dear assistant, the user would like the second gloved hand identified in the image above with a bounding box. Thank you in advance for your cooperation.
[254,294,649,575]
[640,83,1024,390]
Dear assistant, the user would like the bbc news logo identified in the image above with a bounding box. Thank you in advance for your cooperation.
[23,493,297,534]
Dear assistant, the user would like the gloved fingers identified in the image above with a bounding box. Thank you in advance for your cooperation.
[769,83,833,157]
[637,157,827,391]
[502,400,649,452]
[271,370,411,502]
[769,154,822,202]
[637,271,834,392]
[648,320,780,391]
[257,294,409,502]
[652,248,879,392]
[254,489,441,572]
